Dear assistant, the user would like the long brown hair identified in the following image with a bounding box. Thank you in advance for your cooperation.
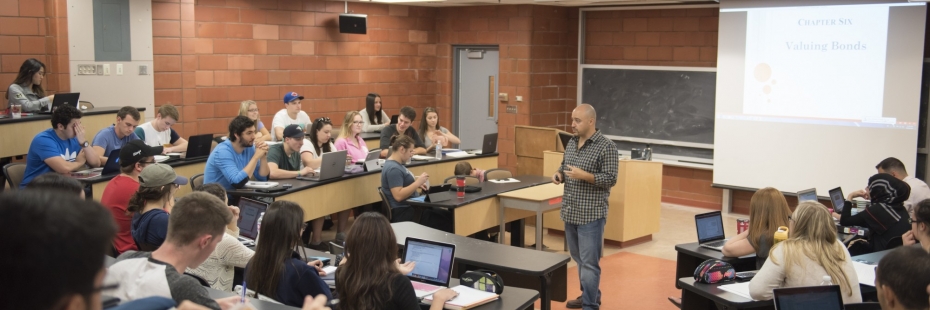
[308,118,333,156]
[365,93,382,124]
[335,212,400,310]
[418,107,440,145]
[775,202,854,296]
[246,201,304,299]
[11,58,46,97]
[747,187,791,252]
[126,184,173,215]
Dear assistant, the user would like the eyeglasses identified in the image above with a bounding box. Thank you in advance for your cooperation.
[909,218,922,224]
[247,109,259,113]
[352,121,364,125]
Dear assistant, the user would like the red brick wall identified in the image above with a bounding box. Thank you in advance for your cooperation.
[528,6,577,133]
[0,0,69,110]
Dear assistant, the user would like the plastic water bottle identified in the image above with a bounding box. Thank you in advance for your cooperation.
[645,144,653,161]
[820,275,832,286]
[255,212,264,246]
[435,140,442,160]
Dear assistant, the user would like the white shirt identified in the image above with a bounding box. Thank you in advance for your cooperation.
[136,121,173,147]
[749,243,861,304]
[904,176,930,212]
[300,141,336,159]
[359,108,390,133]
[271,109,311,142]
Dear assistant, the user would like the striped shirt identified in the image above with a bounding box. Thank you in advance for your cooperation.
[559,130,618,225]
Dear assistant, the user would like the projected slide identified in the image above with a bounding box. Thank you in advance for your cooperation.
[743,5,889,123]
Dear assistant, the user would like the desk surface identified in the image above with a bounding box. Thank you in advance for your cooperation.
[497,183,563,201]
[0,106,146,124]
[406,175,552,208]
[392,222,570,276]
[675,242,757,262]
[78,157,208,185]
[359,132,381,141]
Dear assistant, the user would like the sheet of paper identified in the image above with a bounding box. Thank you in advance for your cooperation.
[853,261,876,286]
[321,266,337,280]
[444,151,474,158]
[488,178,520,184]
[718,282,756,300]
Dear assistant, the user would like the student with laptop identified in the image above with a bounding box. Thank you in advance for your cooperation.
[204,116,270,196]
[379,106,428,157]
[240,100,272,142]
[129,163,188,250]
[6,58,54,112]
[875,246,930,310]
[418,107,461,148]
[722,187,792,269]
[101,140,162,254]
[903,200,930,252]
[268,124,316,179]
[336,212,458,310]
[382,135,453,232]
[245,200,332,307]
[301,117,336,169]
[272,91,312,141]
[360,93,390,133]
[335,111,370,163]
[749,201,861,303]
[838,173,911,253]
[875,157,930,213]
[91,106,141,162]
[135,104,188,153]
[20,104,101,188]
[187,183,255,292]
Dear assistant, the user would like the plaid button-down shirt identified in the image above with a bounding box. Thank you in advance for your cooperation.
[559,130,618,225]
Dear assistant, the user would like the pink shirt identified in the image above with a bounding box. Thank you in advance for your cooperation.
[334,134,369,163]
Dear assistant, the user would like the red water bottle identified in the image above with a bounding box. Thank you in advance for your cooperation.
[455,176,466,198]
[737,218,749,234]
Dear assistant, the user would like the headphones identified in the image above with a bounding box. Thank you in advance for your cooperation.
[460,269,504,294]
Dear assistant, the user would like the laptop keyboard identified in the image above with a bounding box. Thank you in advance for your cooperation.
[703,240,726,248]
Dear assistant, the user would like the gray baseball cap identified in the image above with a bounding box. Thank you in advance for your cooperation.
[139,163,189,188]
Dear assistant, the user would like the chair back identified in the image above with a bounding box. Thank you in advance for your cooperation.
[377,187,392,221]
[78,101,95,109]
[484,168,513,181]
[443,175,479,185]
[3,163,26,190]
[190,173,204,191]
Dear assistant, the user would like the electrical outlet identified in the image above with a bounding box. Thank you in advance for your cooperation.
[139,65,148,75]
[516,96,523,102]
[103,64,110,75]
[77,64,96,75]
[96,65,104,75]
[116,64,123,75]
[506,105,517,114]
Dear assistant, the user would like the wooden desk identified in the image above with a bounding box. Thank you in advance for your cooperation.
[0,107,146,158]
[674,242,756,289]
[498,183,564,250]
[81,158,207,200]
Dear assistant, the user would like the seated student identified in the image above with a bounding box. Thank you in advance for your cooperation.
[268,124,315,179]
[7,58,54,112]
[20,104,101,188]
[360,93,390,133]
[187,183,255,292]
[381,135,453,232]
[903,199,930,252]
[418,107,460,148]
[379,106,428,158]
[454,161,486,182]
[106,192,242,309]
[129,163,188,251]
[298,118,351,248]
[750,201,861,303]
[334,111,369,163]
[102,140,161,254]
[135,104,188,154]
[24,172,84,197]
[336,212,457,310]
[272,92,311,141]
[245,200,333,307]
[203,116,270,197]
[240,100,271,142]
[875,246,930,310]
[838,173,911,253]
[722,187,792,268]
[92,106,141,162]
[876,157,930,213]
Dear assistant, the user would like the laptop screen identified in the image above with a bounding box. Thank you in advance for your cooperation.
[695,212,725,243]
[798,188,817,202]
[829,187,845,212]
[403,238,455,287]
[237,198,268,240]
[774,285,843,310]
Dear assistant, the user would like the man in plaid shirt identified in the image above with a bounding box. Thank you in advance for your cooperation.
[552,104,618,309]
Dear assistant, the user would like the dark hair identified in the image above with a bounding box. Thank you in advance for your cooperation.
[12,58,46,97]
[246,200,304,299]
[399,106,416,122]
[336,212,399,310]
[127,183,173,215]
[365,93,382,124]
[25,172,83,196]
[228,115,256,142]
[51,104,82,130]
[166,192,231,246]
[308,117,333,156]
[0,191,116,310]
[454,162,473,176]
[876,157,908,175]
[914,199,930,236]
[196,183,228,204]
[417,107,441,145]
[117,106,141,121]
[390,134,414,152]
[876,246,930,309]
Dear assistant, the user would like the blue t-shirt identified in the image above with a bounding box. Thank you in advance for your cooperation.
[380,159,418,209]
[93,125,139,156]
[131,209,169,249]
[204,140,268,191]
[21,128,82,188]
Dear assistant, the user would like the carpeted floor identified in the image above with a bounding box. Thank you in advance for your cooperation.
[534,252,681,310]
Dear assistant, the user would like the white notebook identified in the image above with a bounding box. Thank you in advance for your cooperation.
[423,285,499,310]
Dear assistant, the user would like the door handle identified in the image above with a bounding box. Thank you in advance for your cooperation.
[488,76,495,118]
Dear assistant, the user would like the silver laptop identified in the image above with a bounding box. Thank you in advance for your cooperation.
[236,198,269,246]
[297,150,347,182]
[773,285,843,310]
[467,133,498,154]
[402,237,456,298]
[696,211,728,251]
[798,188,818,202]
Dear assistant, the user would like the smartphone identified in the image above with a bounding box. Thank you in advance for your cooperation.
[735,271,757,281]
[559,165,568,182]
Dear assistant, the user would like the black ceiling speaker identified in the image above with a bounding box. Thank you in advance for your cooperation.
[339,14,367,34]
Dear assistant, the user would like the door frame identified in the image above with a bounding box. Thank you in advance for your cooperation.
[452,45,500,136]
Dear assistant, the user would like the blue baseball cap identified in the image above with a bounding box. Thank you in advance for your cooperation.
[283,92,304,104]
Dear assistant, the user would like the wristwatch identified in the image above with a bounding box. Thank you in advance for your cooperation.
[82,141,90,148]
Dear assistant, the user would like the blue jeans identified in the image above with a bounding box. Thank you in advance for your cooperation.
[565,217,606,310]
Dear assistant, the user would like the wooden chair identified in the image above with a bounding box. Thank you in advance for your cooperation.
[484,168,513,181]
[190,173,204,192]
[443,175,479,185]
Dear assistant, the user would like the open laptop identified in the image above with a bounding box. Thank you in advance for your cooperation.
[829,187,845,213]
[100,149,122,175]
[798,188,818,202]
[37,92,80,114]
[236,198,269,245]
[390,115,399,125]
[297,150,347,182]
[773,285,843,310]
[185,134,214,159]
[425,184,454,203]
[695,211,728,251]
[402,237,456,298]
[467,133,498,155]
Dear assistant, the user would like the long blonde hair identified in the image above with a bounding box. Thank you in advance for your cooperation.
[238,100,257,119]
[748,188,791,252]
[773,202,853,296]
[338,111,361,140]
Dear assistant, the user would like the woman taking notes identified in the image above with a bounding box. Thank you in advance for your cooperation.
[239,100,271,142]
[7,58,54,112]
[360,93,390,133]
[418,107,460,148]
[336,212,457,310]
[749,201,861,303]
[334,111,369,163]
[301,117,336,169]
[722,187,792,269]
